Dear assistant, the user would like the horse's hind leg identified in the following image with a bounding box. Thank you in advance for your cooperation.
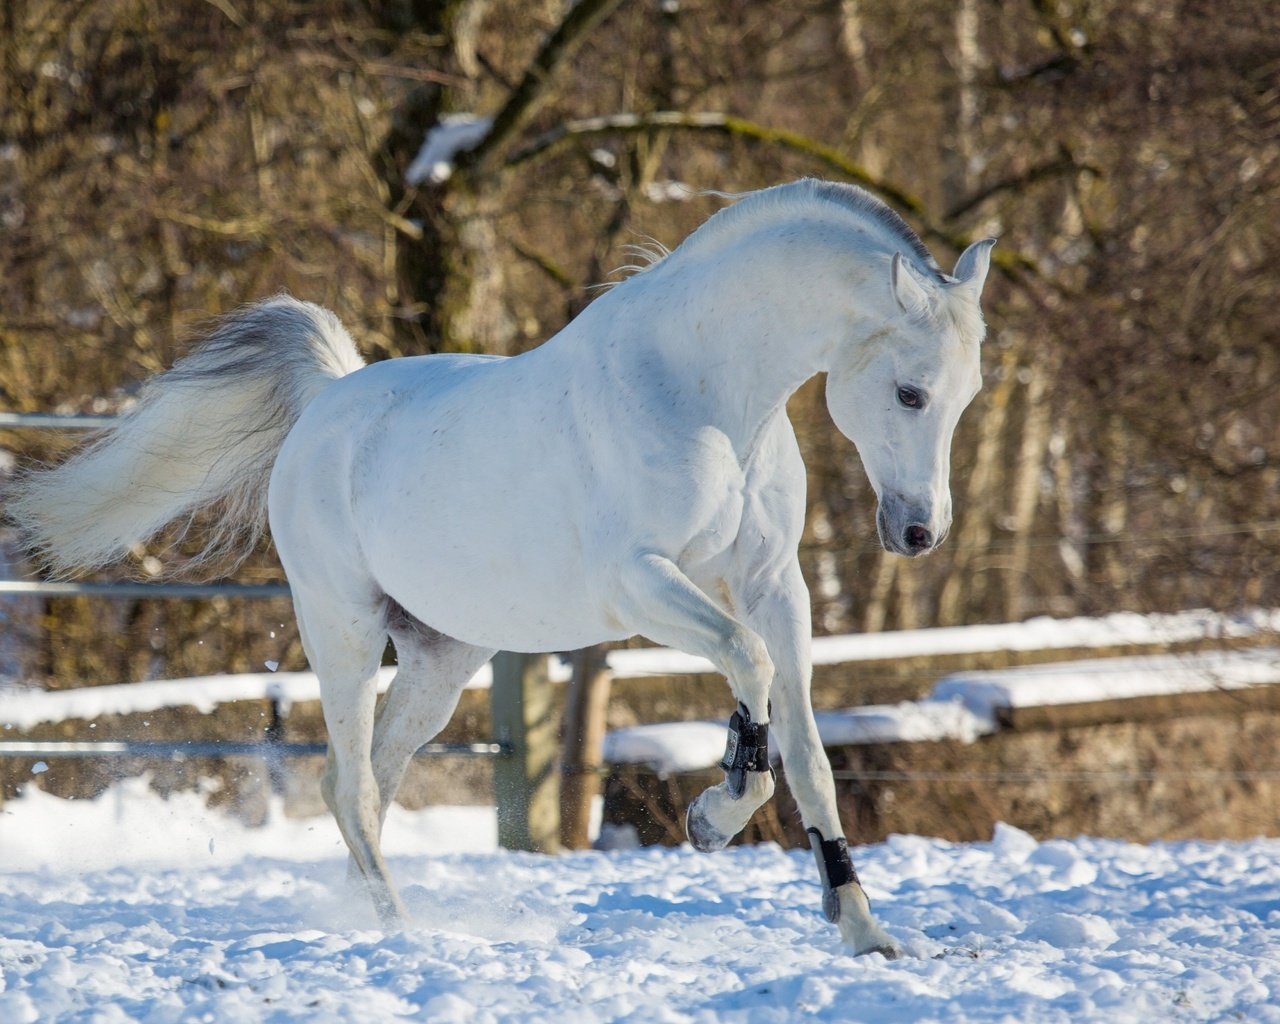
[369,604,495,828]
[295,589,406,927]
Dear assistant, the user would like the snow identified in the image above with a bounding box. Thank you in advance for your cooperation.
[404,114,493,186]
[603,699,996,774]
[3,782,1279,1022]
[607,606,1280,677]
[601,644,1280,774]
[813,698,995,746]
[1,667,399,731]
[602,720,730,775]
[934,646,1280,719]
[5,607,1275,730]
[0,659,575,731]
[9,610,1278,782]
[1,777,496,874]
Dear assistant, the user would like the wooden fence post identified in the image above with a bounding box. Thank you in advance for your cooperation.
[490,652,561,852]
[559,643,612,849]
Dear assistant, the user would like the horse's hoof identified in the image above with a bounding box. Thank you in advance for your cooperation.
[685,793,730,852]
[847,927,902,959]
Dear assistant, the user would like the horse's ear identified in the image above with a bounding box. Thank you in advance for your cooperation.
[950,237,997,296]
[891,251,934,317]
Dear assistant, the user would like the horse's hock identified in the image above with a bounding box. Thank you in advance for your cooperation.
[601,685,1280,848]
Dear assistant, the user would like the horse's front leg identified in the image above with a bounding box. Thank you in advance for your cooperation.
[613,552,776,849]
[744,561,899,958]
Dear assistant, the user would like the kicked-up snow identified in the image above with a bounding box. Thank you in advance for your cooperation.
[1,781,1279,1022]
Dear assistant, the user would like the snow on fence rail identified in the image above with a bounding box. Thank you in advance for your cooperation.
[0,580,291,599]
[609,606,1280,676]
[598,608,1280,773]
[4,607,1276,728]
[603,645,1280,774]
[3,601,1279,847]
[0,739,504,760]
[23,641,1275,777]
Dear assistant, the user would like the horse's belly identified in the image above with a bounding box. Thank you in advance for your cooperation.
[374,546,622,652]
[360,458,620,651]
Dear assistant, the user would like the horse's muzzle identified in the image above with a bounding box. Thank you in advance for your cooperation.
[876,500,940,557]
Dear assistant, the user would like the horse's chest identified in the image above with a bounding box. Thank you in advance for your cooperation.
[679,489,747,568]
[646,432,762,569]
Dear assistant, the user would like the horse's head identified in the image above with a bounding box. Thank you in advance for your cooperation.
[825,237,995,557]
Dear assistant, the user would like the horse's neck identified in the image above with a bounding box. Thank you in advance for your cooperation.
[603,254,841,455]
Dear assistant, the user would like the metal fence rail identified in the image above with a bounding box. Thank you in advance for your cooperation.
[0,580,291,598]
[0,740,507,759]
[0,412,117,430]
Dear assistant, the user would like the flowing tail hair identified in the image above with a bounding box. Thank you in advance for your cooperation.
[6,295,365,578]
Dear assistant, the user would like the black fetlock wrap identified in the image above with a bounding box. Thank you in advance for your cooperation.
[807,827,860,923]
[719,701,773,799]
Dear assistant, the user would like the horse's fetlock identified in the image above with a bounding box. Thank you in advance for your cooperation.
[686,791,732,852]
[745,765,776,803]
[807,827,860,924]
[720,701,774,800]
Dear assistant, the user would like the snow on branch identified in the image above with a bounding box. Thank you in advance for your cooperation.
[462,0,624,172]
[404,114,494,186]
[401,1,623,185]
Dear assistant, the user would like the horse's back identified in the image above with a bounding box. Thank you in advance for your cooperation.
[270,347,623,650]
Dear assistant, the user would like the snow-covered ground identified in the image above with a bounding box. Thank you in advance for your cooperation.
[3,781,1278,1022]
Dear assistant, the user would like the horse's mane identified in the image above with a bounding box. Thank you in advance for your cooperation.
[610,179,944,287]
[800,180,942,277]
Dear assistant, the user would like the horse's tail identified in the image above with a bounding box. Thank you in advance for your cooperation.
[7,295,365,578]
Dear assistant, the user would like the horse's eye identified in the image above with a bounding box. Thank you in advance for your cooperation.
[897,385,925,410]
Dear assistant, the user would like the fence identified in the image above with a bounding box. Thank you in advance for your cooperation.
[0,638,541,844]
[6,594,1280,851]
[5,413,1280,852]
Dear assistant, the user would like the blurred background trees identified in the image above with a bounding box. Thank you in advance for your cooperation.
[1,0,1277,688]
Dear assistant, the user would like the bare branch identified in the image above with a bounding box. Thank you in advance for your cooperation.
[510,241,574,290]
[461,0,625,174]
[504,110,1046,280]
[945,151,1101,222]
[507,111,927,211]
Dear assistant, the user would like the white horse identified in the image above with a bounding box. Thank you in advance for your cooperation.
[9,178,994,956]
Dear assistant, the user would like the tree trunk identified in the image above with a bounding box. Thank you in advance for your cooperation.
[937,347,1018,624]
[1004,362,1052,621]
[560,643,612,849]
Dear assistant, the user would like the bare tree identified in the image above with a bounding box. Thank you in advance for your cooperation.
[2,0,1278,693]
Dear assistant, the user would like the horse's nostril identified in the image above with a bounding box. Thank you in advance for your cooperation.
[904,524,932,551]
